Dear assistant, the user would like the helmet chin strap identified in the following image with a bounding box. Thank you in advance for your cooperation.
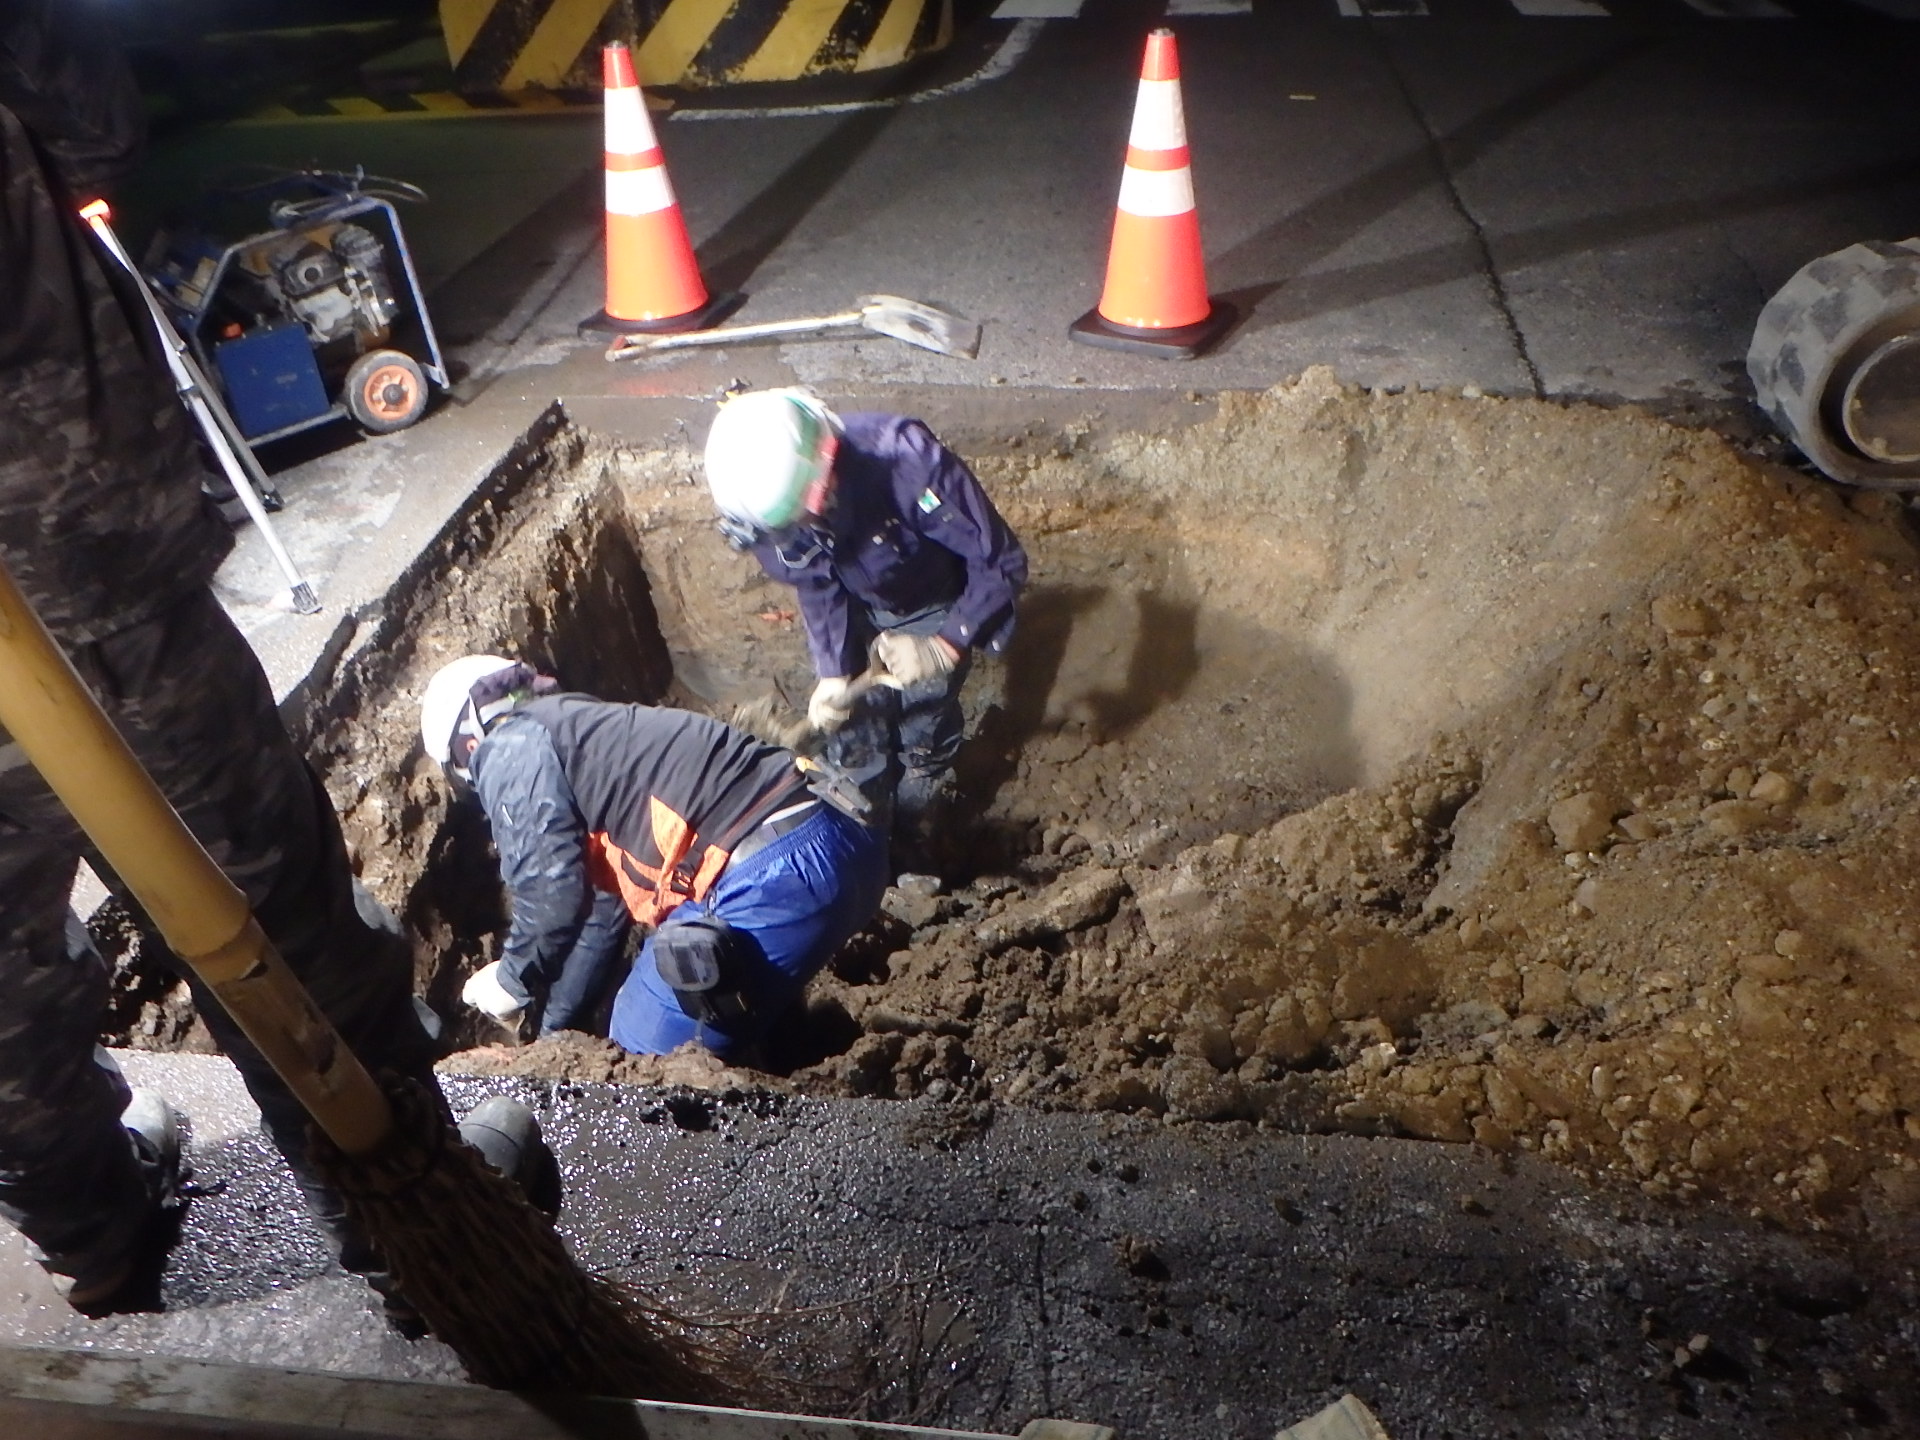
[447,687,536,781]
[803,434,839,517]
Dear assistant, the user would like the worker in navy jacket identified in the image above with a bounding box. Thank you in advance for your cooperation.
[419,657,887,1058]
[703,389,1028,846]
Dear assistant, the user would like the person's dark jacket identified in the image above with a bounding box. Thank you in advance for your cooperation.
[748,414,1028,679]
[469,698,808,1021]
[0,4,228,645]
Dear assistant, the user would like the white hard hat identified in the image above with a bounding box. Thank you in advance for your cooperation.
[419,654,517,765]
[703,388,840,532]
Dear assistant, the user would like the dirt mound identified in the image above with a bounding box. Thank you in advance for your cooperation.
[369,371,1919,1232]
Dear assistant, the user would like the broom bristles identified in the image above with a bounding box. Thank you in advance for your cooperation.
[311,1076,742,1401]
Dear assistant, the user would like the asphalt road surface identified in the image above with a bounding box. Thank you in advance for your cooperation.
[129,0,1920,407]
[5,1055,1913,1440]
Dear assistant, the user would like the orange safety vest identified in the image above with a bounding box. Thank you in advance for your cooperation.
[585,796,734,929]
[516,693,810,930]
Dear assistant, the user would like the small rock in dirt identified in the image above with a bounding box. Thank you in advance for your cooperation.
[1617,811,1660,842]
[1209,832,1247,864]
[1522,963,1573,1013]
[1651,594,1717,638]
[881,886,943,930]
[896,872,944,897]
[1749,770,1799,807]
[1737,952,1796,983]
[1548,791,1614,852]
[1702,799,1766,837]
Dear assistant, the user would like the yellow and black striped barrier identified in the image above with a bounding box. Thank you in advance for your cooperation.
[242,88,611,123]
[441,0,953,91]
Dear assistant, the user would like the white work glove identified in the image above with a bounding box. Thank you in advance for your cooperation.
[462,960,528,1021]
[808,676,858,732]
[873,630,960,687]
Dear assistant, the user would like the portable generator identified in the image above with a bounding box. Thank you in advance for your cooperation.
[146,168,448,445]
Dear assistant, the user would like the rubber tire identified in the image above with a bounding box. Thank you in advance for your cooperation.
[343,349,429,434]
[1747,239,1920,490]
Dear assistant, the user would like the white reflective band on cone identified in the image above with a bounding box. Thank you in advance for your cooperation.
[606,165,676,216]
[604,90,657,155]
[1128,78,1187,151]
[1117,164,1196,218]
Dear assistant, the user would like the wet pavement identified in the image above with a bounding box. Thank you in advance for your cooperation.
[4,1052,1911,1440]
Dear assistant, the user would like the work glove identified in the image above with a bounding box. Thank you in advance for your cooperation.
[874,630,960,687]
[462,960,528,1021]
[808,675,858,732]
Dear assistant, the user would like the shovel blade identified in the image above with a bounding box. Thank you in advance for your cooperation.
[856,295,981,359]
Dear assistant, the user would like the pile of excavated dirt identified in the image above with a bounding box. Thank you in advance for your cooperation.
[326,370,1920,1235]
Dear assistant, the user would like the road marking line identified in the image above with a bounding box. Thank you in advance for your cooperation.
[1511,0,1610,13]
[1167,0,1254,13]
[991,0,1081,15]
[504,0,610,90]
[326,96,387,117]
[1680,0,1792,14]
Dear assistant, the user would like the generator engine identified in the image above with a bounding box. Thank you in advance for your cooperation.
[262,223,401,350]
[147,167,445,442]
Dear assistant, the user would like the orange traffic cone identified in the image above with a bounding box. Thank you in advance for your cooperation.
[580,41,739,336]
[1070,28,1234,358]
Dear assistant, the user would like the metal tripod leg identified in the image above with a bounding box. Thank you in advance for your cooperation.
[77,201,320,615]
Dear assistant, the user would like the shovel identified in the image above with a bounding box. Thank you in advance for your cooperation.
[605,294,980,362]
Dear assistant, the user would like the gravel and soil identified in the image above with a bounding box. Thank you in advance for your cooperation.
[302,368,1920,1242]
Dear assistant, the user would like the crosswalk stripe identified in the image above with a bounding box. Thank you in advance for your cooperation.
[990,0,1080,14]
[1167,0,1254,12]
[1511,0,1610,14]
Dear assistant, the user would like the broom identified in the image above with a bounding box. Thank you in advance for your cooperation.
[0,557,726,1400]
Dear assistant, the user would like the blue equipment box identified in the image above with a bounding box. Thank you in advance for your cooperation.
[213,323,331,438]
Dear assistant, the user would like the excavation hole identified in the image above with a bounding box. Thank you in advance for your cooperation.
[141,371,1920,1233]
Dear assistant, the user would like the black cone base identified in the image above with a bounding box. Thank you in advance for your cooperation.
[579,290,745,338]
[1068,300,1237,359]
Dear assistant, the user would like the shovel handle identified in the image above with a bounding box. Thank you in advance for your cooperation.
[0,559,393,1156]
[606,310,866,361]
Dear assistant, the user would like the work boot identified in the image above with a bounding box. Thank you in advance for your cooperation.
[892,769,956,874]
[457,1097,564,1217]
[63,1089,191,1317]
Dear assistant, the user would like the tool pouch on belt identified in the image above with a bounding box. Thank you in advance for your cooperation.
[653,915,754,1030]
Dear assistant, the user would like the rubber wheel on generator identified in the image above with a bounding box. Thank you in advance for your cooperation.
[344,350,428,434]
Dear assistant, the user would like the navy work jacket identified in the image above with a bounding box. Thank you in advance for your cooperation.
[748,413,1028,679]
